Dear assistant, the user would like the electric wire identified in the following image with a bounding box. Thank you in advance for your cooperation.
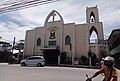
[0,0,60,14]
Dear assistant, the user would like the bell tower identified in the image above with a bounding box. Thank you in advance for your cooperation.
[86,6,105,58]
[86,6,99,23]
[86,6,104,43]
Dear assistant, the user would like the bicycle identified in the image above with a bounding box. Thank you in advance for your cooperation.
[86,74,92,81]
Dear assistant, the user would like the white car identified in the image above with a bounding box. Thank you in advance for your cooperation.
[20,56,45,67]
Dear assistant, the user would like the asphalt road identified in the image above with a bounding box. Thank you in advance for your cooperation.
[0,63,119,81]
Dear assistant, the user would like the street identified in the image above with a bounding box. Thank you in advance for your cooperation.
[0,63,119,81]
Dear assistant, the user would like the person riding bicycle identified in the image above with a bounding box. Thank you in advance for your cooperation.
[86,56,118,81]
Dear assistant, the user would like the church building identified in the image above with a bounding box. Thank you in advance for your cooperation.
[23,6,108,65]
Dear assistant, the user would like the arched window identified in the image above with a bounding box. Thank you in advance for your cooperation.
[37,38,41,46]
[90,11,95,23]
[65,35,71,45]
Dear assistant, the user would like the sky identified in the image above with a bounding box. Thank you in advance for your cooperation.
[0,0,120,44]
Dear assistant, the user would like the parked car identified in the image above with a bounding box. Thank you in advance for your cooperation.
[20,56,45,67]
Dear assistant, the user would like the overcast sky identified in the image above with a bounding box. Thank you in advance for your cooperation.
[0,0,120,44]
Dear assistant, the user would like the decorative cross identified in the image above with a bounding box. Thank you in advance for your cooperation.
[51,12,56,27]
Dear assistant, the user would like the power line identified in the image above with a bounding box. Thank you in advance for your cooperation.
[0,0,60,14]
[0,0,25,6]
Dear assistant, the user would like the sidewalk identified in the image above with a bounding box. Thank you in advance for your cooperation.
[0,63,8,65]
[59,64,95,69]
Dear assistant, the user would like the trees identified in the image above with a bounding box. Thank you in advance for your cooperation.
[13,40,25,63]
[14,40,25,53]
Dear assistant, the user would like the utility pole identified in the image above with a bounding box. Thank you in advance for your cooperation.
[12,37,16,53]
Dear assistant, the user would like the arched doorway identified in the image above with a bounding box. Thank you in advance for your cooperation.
[43,49,60,65]
[89,26,98,43]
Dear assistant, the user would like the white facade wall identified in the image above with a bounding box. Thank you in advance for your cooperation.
[34,27,44,55]
[75,24,89,58]
[24,30,35,56]
[63,23,76,59]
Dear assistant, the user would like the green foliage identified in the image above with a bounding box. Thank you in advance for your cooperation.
[60,52,67,64]
[100,50,107,58]
[80,55,89,65]
[66,57,72,64]
[14,40,25,52]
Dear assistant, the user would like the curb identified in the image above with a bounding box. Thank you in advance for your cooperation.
[59,64,96,69]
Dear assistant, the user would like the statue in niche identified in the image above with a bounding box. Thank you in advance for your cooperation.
[49,29,56,39]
